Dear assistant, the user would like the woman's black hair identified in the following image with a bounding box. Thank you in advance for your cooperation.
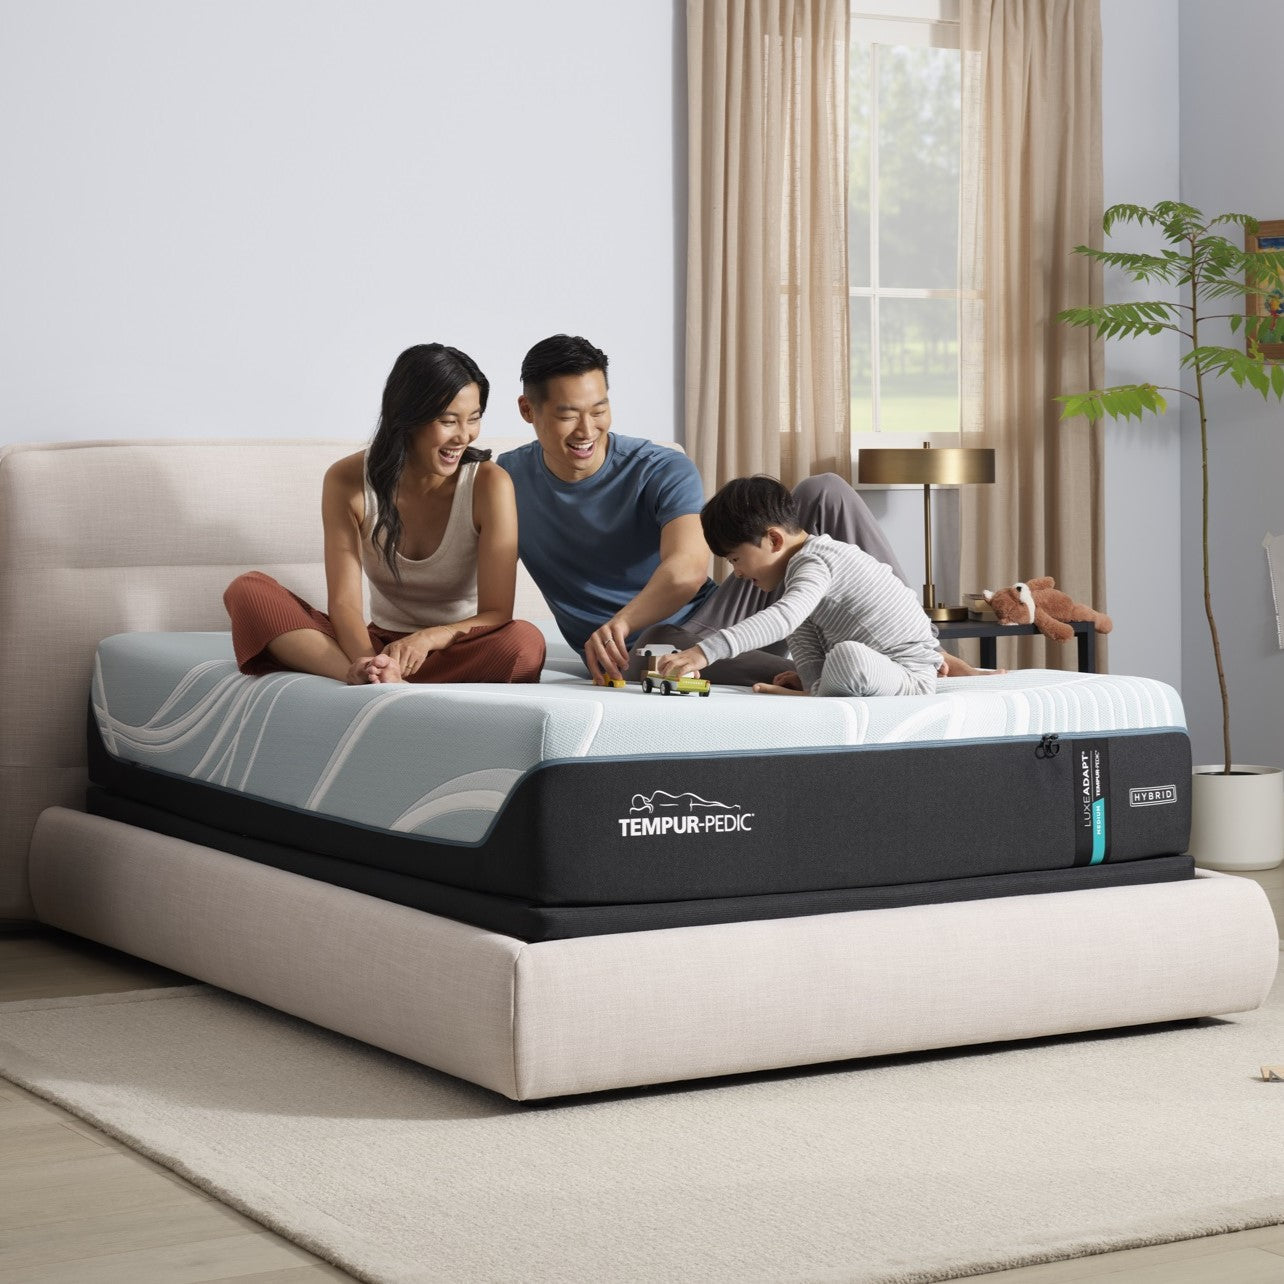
[700,475,801,557]
[366,343,491,578]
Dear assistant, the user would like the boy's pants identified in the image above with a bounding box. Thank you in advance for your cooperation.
[815,642,937,698]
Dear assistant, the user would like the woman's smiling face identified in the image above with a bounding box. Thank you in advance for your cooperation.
[411,382,483,476]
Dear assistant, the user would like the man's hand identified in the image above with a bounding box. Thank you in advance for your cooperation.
[582,512,710,680]
[584,615,632,681]
[655,646,708,678]
[752,669,807,696]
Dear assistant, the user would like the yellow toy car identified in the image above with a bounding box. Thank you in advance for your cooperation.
[594,675,627,689]
[642,670,711,696]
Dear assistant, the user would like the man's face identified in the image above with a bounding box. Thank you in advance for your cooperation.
[518,370,611,483]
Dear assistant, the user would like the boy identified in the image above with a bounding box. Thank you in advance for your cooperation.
[655,476,941,697]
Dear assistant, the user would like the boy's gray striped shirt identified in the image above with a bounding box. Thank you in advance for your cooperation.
[698,535,938,690]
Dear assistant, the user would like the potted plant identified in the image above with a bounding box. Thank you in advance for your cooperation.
[1057,201,1284,871]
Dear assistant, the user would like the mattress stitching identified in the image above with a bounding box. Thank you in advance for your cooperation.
[91,652,117,757]
[236,675,311,789]
[510,943,527,1100]
[305,687,418,809]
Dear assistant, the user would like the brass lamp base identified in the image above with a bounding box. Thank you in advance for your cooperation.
[859,443,998,637]
[922,582,969,622]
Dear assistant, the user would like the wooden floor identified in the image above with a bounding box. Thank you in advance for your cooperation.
[0,929,351,1282]
[3,865,1283,1284]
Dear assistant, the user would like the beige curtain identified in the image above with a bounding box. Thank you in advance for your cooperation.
[959,0,1106,671]
[686,0,850,491]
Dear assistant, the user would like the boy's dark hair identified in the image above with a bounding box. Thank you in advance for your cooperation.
[520,334,609,405]
[700,475,802,557]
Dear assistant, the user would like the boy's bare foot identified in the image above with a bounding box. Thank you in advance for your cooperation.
[939,653,1007,678]
[752,682,808,696]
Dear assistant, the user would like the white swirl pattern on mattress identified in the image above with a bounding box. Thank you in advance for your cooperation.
[91,632,1186,844]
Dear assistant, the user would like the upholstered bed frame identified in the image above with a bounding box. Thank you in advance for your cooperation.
[1,438,1278,1100]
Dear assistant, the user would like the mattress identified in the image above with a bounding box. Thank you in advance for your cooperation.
[88,631,1195,938]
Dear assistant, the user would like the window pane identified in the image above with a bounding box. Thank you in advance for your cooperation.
[848,44,871,289]
[849,296,873,434]
[878,297,958,435]
[876,45,960,290]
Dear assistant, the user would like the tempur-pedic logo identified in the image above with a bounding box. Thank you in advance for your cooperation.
[1129,785,1177,807]
[617,790,755,837]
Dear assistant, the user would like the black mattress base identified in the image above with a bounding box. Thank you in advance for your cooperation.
[88,711,1194,906]
[88,788,1196,943]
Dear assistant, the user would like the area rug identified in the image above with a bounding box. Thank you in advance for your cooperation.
[1,978,1283,1284]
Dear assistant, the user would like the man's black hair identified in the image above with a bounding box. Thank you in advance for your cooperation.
[700,475,802,558]
[520,334,609,405]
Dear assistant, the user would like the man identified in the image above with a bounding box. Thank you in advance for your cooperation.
[498,333,970,685]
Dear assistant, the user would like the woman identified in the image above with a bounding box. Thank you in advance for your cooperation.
[224,343,545,684]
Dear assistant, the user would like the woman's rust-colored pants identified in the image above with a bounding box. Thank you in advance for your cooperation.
[223,571,545,683]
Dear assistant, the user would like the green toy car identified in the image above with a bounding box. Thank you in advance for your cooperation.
[642,670,711,696]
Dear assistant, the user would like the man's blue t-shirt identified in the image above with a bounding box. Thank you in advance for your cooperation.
[497,434,716,654]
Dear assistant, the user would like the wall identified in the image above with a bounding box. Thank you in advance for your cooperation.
[0,1,682,446]
[0,2,1198,702]
[1179,0,1284,767]
[1098,0,1183,688]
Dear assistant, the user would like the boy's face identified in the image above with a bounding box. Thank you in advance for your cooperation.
[724,530,790,593]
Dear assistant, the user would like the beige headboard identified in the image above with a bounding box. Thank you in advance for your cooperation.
[0,435,551,922]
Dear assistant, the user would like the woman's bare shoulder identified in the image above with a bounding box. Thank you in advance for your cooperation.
[473,458,514,494]
[325,449,366,489]
[472,458,515,511]
[322,450,368,527]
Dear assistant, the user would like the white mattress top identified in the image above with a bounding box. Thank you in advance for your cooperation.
[92,632,1186,844]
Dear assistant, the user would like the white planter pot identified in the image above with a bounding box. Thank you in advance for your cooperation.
[1188,764,1284,872]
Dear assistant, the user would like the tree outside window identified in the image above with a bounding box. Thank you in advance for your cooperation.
[850,5,961,440]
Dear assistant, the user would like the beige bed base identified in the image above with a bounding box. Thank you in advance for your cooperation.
[2,439,1278,1100]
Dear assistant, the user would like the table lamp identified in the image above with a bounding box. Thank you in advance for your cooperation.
[856,442,996,621]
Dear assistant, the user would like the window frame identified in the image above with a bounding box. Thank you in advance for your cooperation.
[849,1,964,455]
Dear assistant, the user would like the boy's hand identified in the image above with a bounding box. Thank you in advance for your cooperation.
[655,646,708,678]
[752,669,807,696]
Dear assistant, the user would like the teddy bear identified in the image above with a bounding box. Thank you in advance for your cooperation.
[982,576,1113,643]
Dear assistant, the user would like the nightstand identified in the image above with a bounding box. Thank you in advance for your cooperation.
[935,618,1098,674]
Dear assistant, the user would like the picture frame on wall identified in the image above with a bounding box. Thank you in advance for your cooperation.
[1245,218,1284,362]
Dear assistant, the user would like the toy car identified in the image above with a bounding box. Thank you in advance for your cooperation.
[594,675,627,689]
[642,670,711,696]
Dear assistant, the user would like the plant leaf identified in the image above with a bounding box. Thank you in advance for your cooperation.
[1072,246,1185,283]
[1209,211,1258,231]
[1184,346,1284,400]
[1055,385,1167,423]
[1056,302,1179,340]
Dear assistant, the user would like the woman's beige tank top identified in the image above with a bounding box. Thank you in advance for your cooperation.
[360,457,480,633]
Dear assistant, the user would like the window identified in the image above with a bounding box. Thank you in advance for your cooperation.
[849,2,962,440]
